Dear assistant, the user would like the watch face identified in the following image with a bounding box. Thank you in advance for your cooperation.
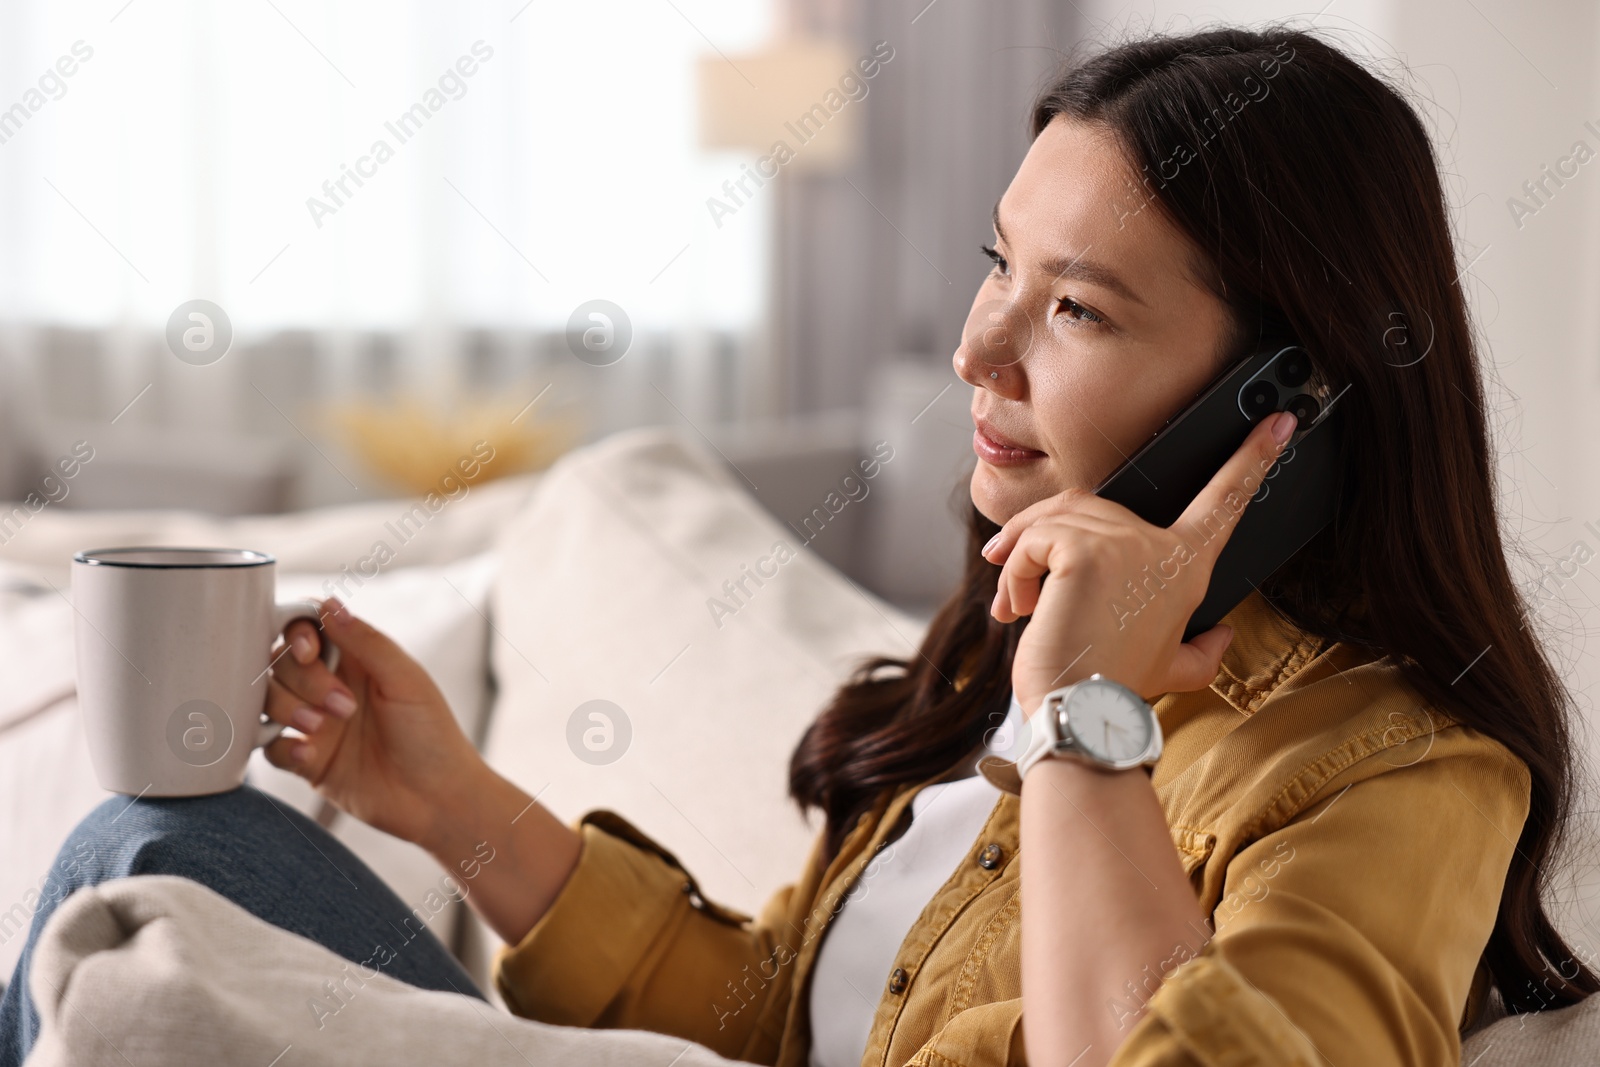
[1065,680,1152,763]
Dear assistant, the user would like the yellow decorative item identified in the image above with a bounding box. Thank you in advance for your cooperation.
[326,396,575,495]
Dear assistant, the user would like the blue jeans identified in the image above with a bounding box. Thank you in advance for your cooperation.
[0,785,484,1066]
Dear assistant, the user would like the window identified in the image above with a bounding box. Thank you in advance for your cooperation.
[0,0,773,333]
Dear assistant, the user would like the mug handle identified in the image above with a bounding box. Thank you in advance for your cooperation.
[257,599,343,748]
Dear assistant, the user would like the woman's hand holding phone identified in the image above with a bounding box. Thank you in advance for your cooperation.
[987,410,1297,714]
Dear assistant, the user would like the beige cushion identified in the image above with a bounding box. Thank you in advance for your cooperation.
[1462,995,1600,1064]
[482,427,928,917]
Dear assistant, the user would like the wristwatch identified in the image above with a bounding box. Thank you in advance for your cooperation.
[980,675,1162,794]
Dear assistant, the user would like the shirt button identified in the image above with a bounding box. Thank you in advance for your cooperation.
[978,843,1003,870]
[887,968,909,995]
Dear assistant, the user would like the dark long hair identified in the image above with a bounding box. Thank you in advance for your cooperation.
[789,25,1596,1015]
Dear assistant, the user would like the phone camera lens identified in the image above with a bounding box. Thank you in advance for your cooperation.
[1287,394,1321,425]
[1274,350,1313,388]
[1240,380,1279,419]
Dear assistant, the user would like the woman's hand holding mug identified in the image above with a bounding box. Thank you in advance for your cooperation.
[266,595,584,945]
[264,597,488,854]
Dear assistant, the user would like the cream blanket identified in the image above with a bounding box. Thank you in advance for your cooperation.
[23,875,749,1067]
[20,874,1599,1065]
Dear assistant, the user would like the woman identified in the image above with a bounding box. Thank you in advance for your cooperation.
[2,24,1592,1067]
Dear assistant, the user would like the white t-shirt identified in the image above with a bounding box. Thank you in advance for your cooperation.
[806,692,1028,1067]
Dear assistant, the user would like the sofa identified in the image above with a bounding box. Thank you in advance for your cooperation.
[0,426,926,990]
[0,425,1592,1063]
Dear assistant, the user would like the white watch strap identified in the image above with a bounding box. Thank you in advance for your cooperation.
[1014,703,1061,781]
[978,701,1059,796]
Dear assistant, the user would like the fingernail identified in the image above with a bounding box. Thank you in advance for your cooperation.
[322,598,348,627]
[982,533,1002,560]
[291,741,314,765]
[291,634,316,664]
[325,690,358,717]
[291,706,325,733]
[1272,411,1297,445]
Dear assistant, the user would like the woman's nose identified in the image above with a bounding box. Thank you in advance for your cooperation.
[954,298,1031,395]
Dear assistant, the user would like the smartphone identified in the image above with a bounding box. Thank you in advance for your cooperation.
[1094,342,1345,641]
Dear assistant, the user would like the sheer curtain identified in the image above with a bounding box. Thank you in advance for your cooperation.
[0,0,771,329]
[0,0,776,503]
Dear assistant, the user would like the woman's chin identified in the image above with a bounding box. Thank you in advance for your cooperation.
[970,462,1050,526]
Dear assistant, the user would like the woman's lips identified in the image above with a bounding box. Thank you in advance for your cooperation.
[972,422,1046,467]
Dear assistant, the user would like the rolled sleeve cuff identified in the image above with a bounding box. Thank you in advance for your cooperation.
[1119,955,1323,1066]
[493,810,692,1024]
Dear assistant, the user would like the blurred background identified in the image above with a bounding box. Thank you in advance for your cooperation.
[1,0,1599,913]
[3,0,1595,601]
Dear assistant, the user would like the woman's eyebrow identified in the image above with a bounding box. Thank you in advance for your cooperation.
[992,200,1147,308]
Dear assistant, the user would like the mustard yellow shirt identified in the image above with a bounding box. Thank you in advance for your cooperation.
[494,591,1529,1066]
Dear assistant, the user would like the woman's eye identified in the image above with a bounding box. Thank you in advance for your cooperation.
[981,244,1103,327]
[1060,297,1104,326]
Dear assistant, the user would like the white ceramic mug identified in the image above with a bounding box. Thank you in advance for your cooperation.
[72,547,338,797]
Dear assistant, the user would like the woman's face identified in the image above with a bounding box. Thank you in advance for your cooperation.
[956,116,1238,525]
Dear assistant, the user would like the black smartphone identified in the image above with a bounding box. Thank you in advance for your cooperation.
[1094,342,1345,641]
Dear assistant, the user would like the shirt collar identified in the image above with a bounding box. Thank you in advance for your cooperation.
[1206,589,1330,715]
